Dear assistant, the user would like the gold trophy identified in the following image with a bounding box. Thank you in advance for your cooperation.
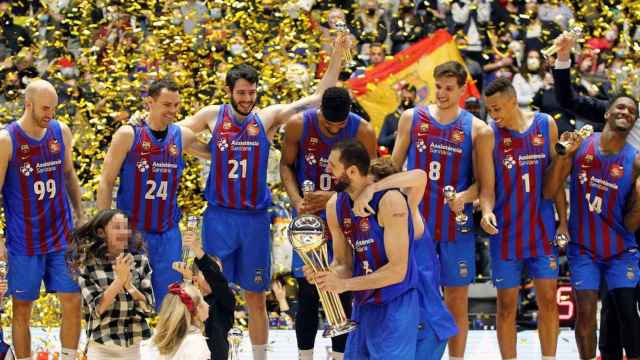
[227,327,243,360]
[555,125,594,155]
[542,25,583,58]
[334,20,352,64]
[288,214,357,337]
[443,186,471,233]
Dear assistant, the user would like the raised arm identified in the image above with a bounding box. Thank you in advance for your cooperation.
[356,120,378,160]
[177,105,219,134]
[624,156,640,232]
[180,126,211,160]
[96,126,134,210]
[477,125,498,235]
[279,115,304,213]
[353,169,427,217]
[542,117,580,199]
[390,109,413,170]
[60,122,84,224]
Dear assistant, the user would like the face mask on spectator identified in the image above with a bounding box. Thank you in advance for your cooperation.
[527,57,540,71]
[605,30,618,42]
[230,44,244,56]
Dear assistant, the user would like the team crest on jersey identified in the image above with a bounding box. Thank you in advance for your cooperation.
[503,154,516,169]
[419,123,429,134]
[344,218,352,228]
[305,153,317,165]
[458,261,469,278]
[136,159,149,173]
[254,268,264,285]
[20,162,33,176]
[578,170,588,184]
[169,144,178,157]
[627,265,635,280]
[549,256,558,271]
[309,137,319,145]
[48,139,61,154]
[142,141,151,152]
[223,121,232,130]
[451,130,465,143]
[359,218,370,232]
[416,139,427,152]
[532,133,545,146]
[503,137,513,148]
[247,122,260,136]
[609,164,624,179]
[217,138,229,151]
[19,144,30,159]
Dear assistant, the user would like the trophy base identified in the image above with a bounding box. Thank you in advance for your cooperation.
[322,320,358,338]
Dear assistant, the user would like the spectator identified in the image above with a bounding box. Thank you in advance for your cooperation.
[512,48,544,108]
[66,209,154,360]
[389,0,425,54]
[0,1,33,55]
[351,0,387,50]
[144,282,210,360]
[532,72,575,134]
[378,83,416,152]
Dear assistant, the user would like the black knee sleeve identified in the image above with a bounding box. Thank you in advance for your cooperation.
[611,287,640,358]
[599,291,623,360]
[295,277,321,350]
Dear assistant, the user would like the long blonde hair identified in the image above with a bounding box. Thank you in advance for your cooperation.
[152,283,204,356]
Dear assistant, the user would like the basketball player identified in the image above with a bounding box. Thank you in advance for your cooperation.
[544,94,640,360]
[391,60,491,360]
[280,86,376,360]
[479,78,560,360]
[0,79,83,360]
[310,139,420,359]
[97,79,209,309]
[177,36,348,360]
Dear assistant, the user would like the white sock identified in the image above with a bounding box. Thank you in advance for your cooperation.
[252,344,267,360]
[332,351,344,360]
[61,347,77,360]
[299,349,313,360]
[541,357,556,360]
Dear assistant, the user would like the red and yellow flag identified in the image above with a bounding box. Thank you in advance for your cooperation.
[346,29,480,132]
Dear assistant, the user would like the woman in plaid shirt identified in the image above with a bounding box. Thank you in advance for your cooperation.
[66,209,154,359]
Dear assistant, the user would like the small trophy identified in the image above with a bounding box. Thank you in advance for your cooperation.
[443,186,471,233]
[183,215,200,263]
[227,327,243,360]
[302,180,315,195]
[334,20,352,64]
[554,233,569,249]
[555,125,594,155]
[288,214,357,337]
[542,25,583,58]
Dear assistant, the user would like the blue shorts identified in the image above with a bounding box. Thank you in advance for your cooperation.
[202,205,271,292]
[568,248,640,291]
[8,249,79,301]
[345,289,419,360]
[143,226,182,310]
[491,253,559,289]
[437,238,476,286]
[416,325,448,360]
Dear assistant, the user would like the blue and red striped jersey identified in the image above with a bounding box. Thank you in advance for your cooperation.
[406,106,474,243]
[490,112,556,260]
[335,190,418,305]
[2,120,73,256]
[569,133,637,259]
[116,124,184,233]
[205,105,271,211]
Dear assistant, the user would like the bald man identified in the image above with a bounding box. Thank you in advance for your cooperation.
[0,79,82,360]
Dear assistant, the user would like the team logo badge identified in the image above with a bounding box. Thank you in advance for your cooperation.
[503,137,513,148]
[254,268,264,285]
[20,163,33,176]
[169,144,178,157]
[48,139,61,154]
[503,154,516,169]
[247,123,260,136]
[309,137,319,145]
[142,141,151,152]
[451,130,465,143]
[610,164,624,179]
[416,139,427,152]
[419,123,429,134]
[458,261,469,278]
[581,154,594,169]
[136,159,149,173]
[319,158,329,169]
[359,218,370,232]
[549,256,558,271]
[344,218,352,227]
[19,144,30,159]
[217,138,229,151]
[305,153,317,166]
[627,265,635,280]
[223,121,232,130]
[532,133,545,146]
[578,171,588,184]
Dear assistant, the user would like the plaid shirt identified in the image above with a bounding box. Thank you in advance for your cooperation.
[78,253,155,347]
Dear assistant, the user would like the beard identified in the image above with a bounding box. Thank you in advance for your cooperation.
[333,174,351,193]
[231,97,255,117]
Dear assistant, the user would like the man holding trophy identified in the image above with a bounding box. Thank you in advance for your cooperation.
[305,139,421,359]
[280,86,376,360]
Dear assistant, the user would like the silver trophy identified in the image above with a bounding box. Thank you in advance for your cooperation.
[288,214,357,337]
[555,125,594,155]
[334,20,352,64]
[302,180,315,195]
[554,233,569,249]
[542,25,583,58]
[227,327,243,360]
[443,185,471,233]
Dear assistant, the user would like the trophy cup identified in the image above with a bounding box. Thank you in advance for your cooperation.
[302,180,315,195]
[180,215,200,284]
[227,327,243,360]
[554,233,569,249]
[542,25,583,58]
[555,125,594,155]
[443,186,471,233]
[288,214,357,337]
[334,20,352,64]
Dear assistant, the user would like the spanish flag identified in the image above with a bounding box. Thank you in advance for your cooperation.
[346,29,480,132]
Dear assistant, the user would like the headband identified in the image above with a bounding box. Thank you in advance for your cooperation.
[168,283,195,314]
